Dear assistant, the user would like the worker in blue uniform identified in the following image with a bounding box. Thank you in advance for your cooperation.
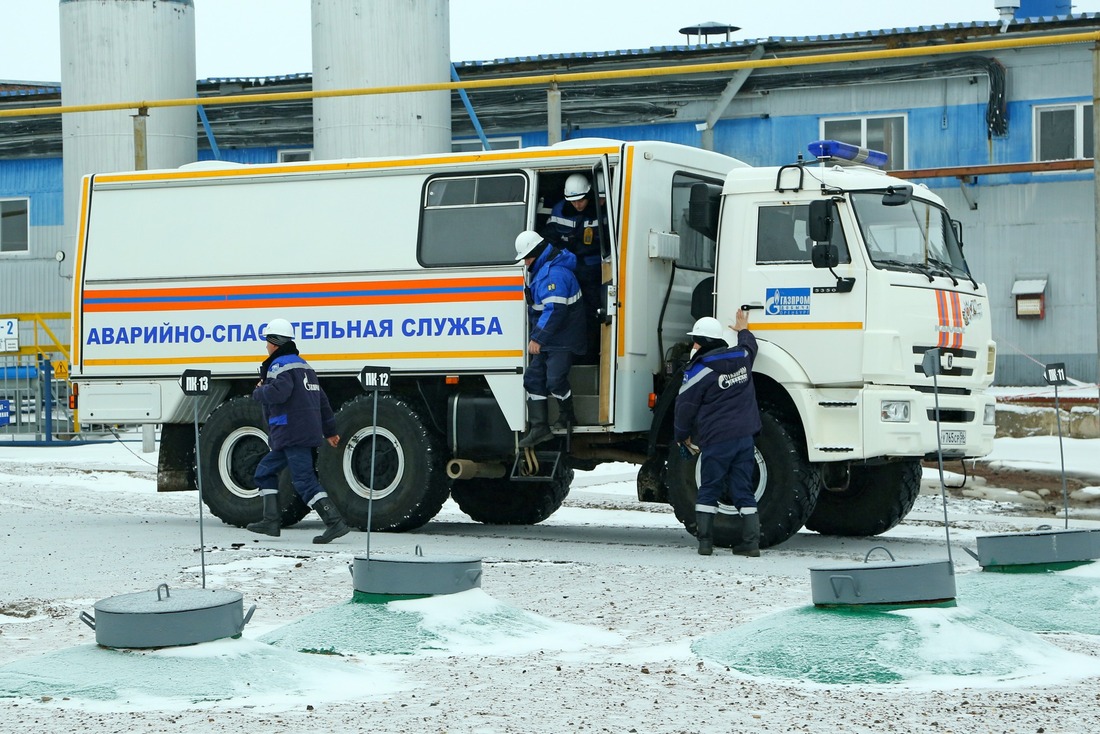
[547,173,603,363]
[674,310,762,556]
[514,230,586,447]
[249,318,349,544]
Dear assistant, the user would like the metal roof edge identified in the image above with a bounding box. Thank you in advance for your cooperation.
[452,13,1100,69]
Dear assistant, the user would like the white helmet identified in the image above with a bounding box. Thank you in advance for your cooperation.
[563,173,591,201]
[514,230,545,261]
[264,318,296,341]
[687,317,724,341]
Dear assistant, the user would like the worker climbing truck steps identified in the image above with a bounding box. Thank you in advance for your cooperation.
[70,138,996,549]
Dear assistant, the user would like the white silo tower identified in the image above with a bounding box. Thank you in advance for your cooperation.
[311,0,451,159]
[60,0,197,258]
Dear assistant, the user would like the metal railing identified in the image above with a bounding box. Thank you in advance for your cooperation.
[0,353,76,442]
[0,313,76,443]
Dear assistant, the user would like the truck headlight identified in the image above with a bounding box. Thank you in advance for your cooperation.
[881,400,911,422]
[984,403,996,426]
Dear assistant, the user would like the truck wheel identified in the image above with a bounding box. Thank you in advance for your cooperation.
[450,467,574,525]
[197,397,310,528]
[317,394,449,532]
[666,409,821,549]
[805,459,922,536]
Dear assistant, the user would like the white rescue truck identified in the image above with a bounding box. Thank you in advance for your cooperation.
[71,138,996,548]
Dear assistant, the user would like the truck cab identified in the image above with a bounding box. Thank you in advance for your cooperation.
[671,141,996,544]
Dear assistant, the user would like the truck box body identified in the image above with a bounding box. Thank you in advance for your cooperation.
[71,139,995,548]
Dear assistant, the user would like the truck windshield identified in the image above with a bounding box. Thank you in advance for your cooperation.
[850,193,970,280]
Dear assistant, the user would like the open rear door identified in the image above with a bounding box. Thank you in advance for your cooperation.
[591,154,618,424]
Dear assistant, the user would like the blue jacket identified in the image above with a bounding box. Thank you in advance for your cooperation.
[548,198,602,268]
[674,330,762,446]
[527,246,586,353]
[252,353,337,450]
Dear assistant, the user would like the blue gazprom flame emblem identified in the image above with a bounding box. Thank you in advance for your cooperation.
[766,288,811,316]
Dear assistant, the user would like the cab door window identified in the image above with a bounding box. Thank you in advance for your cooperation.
[756,204,849,264]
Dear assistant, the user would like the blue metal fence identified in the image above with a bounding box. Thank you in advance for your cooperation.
[0,353,75,442]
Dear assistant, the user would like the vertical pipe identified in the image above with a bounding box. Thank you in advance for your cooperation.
[132,108,149,171]
[701,125,714,151]
[547,83,562,145]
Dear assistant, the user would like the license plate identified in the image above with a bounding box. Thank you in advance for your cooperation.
[940,429,966,446]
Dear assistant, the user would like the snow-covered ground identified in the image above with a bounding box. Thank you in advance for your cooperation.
[1,436,1099,733]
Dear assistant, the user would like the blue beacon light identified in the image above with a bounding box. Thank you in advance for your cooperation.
[807,139,889,168]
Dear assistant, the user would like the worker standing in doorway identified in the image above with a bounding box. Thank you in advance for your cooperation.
[514,231,586,446]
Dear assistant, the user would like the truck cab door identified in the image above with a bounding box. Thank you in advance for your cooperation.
[716,199,865,386]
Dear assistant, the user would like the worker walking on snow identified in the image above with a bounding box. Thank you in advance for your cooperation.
[674,310,762,556]
[249,318,350,544]
[514,230,586,447]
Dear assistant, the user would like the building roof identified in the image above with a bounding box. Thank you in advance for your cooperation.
[3,14,1100,157]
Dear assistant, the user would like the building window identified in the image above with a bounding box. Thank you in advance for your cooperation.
[419,173,527,266]
[451,137,523,153]
[1034,103,1093,161]
[278,149,312,163]
[821,115,906,170]
[0,199,29,255]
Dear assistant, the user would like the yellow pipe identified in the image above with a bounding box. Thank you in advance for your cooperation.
[2,31,1098,119]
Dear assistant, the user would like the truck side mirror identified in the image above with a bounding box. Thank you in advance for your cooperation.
[811,243,839,269]
[808,199,834,243]
[687,183,722,241]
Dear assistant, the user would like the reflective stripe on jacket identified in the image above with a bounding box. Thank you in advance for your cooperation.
[527,245,586,353]
[252,354,337,450]
[674,330,762,446]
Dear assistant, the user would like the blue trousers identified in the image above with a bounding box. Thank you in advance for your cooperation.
[523,349,575,399]
[695,436,757,511]
[255,445,325,506]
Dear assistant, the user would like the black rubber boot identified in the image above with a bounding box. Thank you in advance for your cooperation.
[551,396,576,432]
[518,399,552,447]
[695,511,715,556]
[732,512,761,557]
[312,496,350,544]
[246,492,281,537]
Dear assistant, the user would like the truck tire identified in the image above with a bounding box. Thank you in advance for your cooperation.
[317,394,449,532]
[450,467,574,525]
[197,397,310,529]
[805,459,922,537]
[666,409,821,549]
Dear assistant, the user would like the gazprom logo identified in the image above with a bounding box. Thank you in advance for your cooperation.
[765,288,811,317]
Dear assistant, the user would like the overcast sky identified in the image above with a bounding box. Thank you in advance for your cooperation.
[0,0,1095,83]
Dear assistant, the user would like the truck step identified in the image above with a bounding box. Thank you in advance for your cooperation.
[510,449,564,482]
